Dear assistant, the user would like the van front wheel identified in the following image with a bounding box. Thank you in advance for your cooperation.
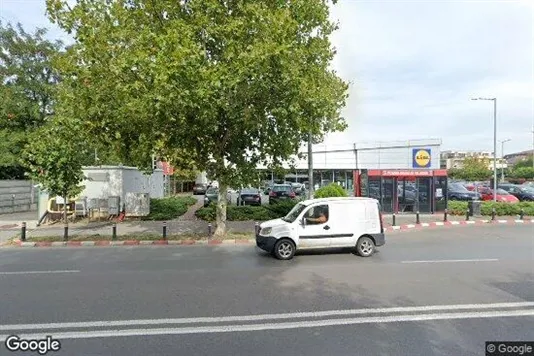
[273,239,296,260]
[356,236,375,257]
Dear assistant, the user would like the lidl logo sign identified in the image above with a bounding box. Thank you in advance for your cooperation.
[412,148,431,168]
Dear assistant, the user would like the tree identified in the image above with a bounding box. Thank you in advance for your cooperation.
[22,117,89,224]
[0,21,63,179]
[509,167,534,180]
[448,157,492,181]
[512,156,534,170]
[46,0,349,237]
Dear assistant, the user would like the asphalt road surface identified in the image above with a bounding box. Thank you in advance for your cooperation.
[0,224,533,356]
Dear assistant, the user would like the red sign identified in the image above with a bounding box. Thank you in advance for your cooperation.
[160,162,174,176]
[367,169,446,177]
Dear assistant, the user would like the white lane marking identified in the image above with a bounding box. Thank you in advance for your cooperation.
[2,301,533,331]
[434,222,444,226]
[0,270,80,275]
[2,309,534,341]
[451,221,460,225]
[401,259,498,264]
[421,223,430,227]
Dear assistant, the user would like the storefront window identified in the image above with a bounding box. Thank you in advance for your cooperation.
[334,170,346,189]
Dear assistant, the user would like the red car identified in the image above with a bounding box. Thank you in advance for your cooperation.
[476,186,519,203]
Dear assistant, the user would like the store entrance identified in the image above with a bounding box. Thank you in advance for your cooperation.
[396,177,432,213]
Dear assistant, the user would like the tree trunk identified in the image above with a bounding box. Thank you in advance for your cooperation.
[214,181,228,238]
[63,194,68,225]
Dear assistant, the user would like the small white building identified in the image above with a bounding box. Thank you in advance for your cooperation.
[80,166,164,216]
[81,165,164,202]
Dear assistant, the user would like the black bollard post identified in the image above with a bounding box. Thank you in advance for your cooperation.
[63,224,69,241]
[392,213,396,226]
[255,222,260,235]
[465,209,470,221]
[416,211,420,225]
[444,209,448,222]
[21,222,26,242]
[112,223,117,240]
[491,208,496,221]
[519,209,524,220]
[162,221,167,240]
[208,223,212,238]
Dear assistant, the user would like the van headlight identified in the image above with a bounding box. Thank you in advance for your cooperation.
[260,227,272,236]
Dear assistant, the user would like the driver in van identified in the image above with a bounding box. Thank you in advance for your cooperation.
[306,206,327,224]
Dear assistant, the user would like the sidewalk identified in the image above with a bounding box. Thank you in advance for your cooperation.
[1,213,531,243]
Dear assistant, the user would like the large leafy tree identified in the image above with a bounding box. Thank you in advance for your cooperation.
[47,0,349,236]
[0,22,63,179]
[448,157,493,181]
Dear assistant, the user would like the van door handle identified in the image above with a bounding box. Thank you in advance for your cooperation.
[323,225,330,230]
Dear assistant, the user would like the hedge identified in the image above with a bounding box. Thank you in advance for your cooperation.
[314,183,347,198]
[143,196,197,221]
[195,200,299,222]
[448,201,534,216]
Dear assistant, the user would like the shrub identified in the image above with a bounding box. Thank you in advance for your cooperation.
[195,200,299,222]
[264,199,298,216]
[448,201,534,216]
[144,196,197,221]
[314,183,347,198]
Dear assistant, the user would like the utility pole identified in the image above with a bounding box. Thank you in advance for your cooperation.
[532,124,534,171]
[499,139,511,182]
[307,132,314,200]
[471,97,498,202]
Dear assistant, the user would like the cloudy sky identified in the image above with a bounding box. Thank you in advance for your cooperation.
[1,0,533,155]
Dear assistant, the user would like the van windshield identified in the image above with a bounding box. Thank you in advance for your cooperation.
[282,203,307,223]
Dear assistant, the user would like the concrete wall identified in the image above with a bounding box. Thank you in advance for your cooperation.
[0,180,38,214]
[122,168,164,200]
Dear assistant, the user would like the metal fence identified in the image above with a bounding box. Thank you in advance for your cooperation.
[0,180,38,214]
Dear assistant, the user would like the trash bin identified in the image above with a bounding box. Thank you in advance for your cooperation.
[468,200,482,217]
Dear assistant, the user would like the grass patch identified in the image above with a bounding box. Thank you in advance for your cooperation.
[143,196,197,221]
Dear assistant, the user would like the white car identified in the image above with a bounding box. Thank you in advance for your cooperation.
[256,197,385,260]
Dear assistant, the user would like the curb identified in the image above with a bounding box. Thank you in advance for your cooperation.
[4,218,533,248]
[384,218,533,232]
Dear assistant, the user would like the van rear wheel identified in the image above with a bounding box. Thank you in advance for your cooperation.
[273,239,296,260]
[356,236,375,257]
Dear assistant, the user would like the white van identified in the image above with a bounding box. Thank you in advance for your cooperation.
[256,197,385,260]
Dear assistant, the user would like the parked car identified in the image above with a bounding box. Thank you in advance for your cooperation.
[193,183,208,195]
[268,184,296,204]
[256,197,385,260]
[203,187,219,207]
[447,183,481,201]
[499,184,534,201]
[476,186,519,203]
[237,188,262,206]
[291,182,307,196]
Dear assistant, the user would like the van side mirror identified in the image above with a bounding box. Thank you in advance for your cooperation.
[301,217,306,227]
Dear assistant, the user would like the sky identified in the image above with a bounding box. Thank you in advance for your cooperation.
[1,0,533,155]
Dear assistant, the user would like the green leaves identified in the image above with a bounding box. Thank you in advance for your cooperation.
[21,116,89,199]
[0,21,64,178]
[46,0,348,230]
[448,158,493,181]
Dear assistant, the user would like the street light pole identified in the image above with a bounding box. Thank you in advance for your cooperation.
[471,97,498,202]
[499,139,511,182]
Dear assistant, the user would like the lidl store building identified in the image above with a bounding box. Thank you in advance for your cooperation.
[257,139,448,214]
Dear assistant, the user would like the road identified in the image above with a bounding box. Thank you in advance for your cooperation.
[0,224,533,355]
